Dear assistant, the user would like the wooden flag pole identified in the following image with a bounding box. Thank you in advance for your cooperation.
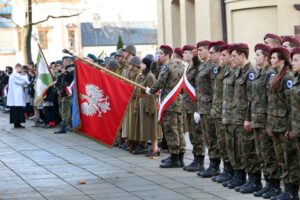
[63,49,146,90]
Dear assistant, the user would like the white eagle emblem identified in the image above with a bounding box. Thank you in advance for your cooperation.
[80,84,111,117]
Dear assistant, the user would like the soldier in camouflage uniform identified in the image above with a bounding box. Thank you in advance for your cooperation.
[267,47,300,200]
[146,45,185,168]
[209,42,234,183]
[181,45,206,172]
[251,44,281,198]
[194,40,221,178]
[227,44,262,193]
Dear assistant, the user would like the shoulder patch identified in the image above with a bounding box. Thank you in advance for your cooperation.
[212,67,218,74]
[269,73,276,80]
[160,65,167,71]
[248,72,255,81]
[286,80,293,89]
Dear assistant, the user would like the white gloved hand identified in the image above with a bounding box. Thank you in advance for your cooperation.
[194,112,201,124]
[145,87,152,95]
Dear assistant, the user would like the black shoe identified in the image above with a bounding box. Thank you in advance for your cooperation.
[239,173,262,194]
[14,123,25,128]
[132,145,147,155]
[200,158,220,178]
[215,161,233,183]
[185,155,205,172]
[159,154,181,168]
[54,126,67,134]
[179,152,185,167]
[270,183,299,200]
[254,177,271,197]
[161,155,171,163]
[262,179,282,199]
[227,170,246,189]
[235,182,249,192]
[121,140,128,150]
[223,176,235,187]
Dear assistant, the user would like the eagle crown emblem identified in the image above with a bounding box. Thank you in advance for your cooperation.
[80,84,111,117]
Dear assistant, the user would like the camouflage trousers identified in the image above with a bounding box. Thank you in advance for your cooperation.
[254,128,280,179]
[224,124,243,170]
[60,96,72,126]
[186,113,205,156]
[215,118,229,162]
[297,138,300,169]
[272,133,300,185]
[201,114,219,159]
[162,111,186,154]
[236,125,261,174]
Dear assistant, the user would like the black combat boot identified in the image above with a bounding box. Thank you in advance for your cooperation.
[185,155,205,172]
[201,158,220,178]
[223,170,239,187]
[197,158,212,177]
[227,170,246,189]
[161,155,171,163]
[271,183,299,200]
[262,179,282,199]
[214,161,233,183]
[254,176,271,197]
[159,153,181,168]
[239,173,262,194]
[179,152,185,167]
[54,125,67,134]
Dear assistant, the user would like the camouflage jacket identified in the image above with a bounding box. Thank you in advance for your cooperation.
[182,64,199,113]
[251,66,275,128]
[267,70,293,133]
[222,67,238,124]
[210,65,228,119]
[232,62,255,125]
[196,59,216,114]
[290,73,300,137]
[150,60,184,112]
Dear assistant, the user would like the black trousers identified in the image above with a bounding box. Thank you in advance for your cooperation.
[10,106,25,124]
[43,106,55,124]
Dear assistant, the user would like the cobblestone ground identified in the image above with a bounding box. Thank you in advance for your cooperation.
[0,112,265,200]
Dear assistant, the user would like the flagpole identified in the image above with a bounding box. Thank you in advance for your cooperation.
[63,49,147,90]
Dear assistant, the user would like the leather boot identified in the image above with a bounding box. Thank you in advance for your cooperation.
[197,158,213,177]
[201,158,220,178]
[185,155,205,172]
[159,153,181,168]
[54,125,67,134]
[262,179,282,199]
[239,173,262,194]
[179,152,185,167]
[271,183,299,200]
[254,176,271,197]
[227,170,246,189]
[161,155,171,163]
[214,161,233,183]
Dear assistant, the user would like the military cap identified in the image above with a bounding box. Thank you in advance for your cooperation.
[229,43,249,53]
[160,45,173,54]
[220,44,231,52]
[264,33,282,43]
[50,61,56,65]
[142,57,152,68]
[128,56,141,67]
[86,53,97,63]
[116,48,123,56]
[110,52,116,58]
[62,56,73,61]
[55,60,63,65]
[196,40,211,48]
[208,41,226,50]
[281,36,300,47]
[182,45,196,52]
[123,45,136,55]
[107,58,119,70]
[174,47,183,58]
[291,47,300,58]
[145,54,154,61]
[270,47,290,61]
[254,43,271,52]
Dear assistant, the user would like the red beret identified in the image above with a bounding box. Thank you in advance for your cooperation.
[228,43,249,53]
[254,43,271,53]
[291,47,300,58]
[264,33,282,43]
[197,40,211,48]
[220,44,231,52]
[160,45,173,54]
[174,47,183,58]
[270,47,290,61]
[282,36,300,47]
[182,45,196,52]
[208,41,226,50]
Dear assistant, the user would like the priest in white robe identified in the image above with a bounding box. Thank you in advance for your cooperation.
[6,64,30,128]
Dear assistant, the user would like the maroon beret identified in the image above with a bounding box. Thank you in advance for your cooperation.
[282,36,300,47]
[182,45,196,52]
[228,43,249,53]
[270,47,290,61]
[196,40,211,48]
[208,41,226,50]
[160,45,173,54]
[291,47,300,58]
[254,43,271,53]
[220,44,231,52]
[264,33,282,43]
[174,47,183,58]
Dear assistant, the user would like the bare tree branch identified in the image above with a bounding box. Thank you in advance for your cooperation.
[25,9,85,27]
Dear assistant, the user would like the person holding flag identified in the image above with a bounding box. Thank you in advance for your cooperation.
[145,45,185,168]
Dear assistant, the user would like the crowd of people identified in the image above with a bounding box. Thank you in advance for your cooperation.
[1,33,300,200]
